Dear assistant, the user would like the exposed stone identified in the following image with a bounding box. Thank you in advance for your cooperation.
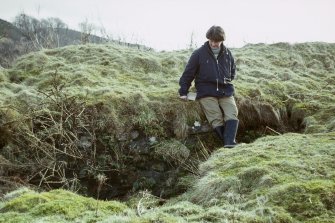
[130,130,140,140]
[77,136,92,149]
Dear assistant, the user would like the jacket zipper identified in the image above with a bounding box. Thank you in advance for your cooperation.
[216,57,226,91]
[208,45,225,92]
[216,60,219,91]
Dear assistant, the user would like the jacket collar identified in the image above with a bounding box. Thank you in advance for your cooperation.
[204,41,226,58]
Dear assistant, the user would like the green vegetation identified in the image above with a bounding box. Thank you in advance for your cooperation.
[233,42,335,133]
[1,133,334,222]
[0,68,8,82]
[0,189,130,223]
[0,42,334,222]
[188,132,335,222]
[6,44,188,101]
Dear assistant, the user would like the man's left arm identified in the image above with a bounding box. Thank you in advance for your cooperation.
[230,52,236,81]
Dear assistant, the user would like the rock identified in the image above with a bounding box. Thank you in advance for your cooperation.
[77,136,92,149]
[130,130,140,140]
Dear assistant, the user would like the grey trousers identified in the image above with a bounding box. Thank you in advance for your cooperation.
[199,96,238,128]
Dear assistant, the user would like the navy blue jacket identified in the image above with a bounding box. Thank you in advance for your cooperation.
[179,42,236,99]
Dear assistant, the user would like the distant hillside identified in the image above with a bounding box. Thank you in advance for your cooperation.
[0,18,27,41]
[0,19,28,68]
[0,17,108,68]
[0,42,334,222]
[0,17,151,68]
[0,18,107,45]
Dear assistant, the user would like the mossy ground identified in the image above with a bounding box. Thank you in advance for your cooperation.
[1,42,334,134]
[0,42,335,222]
[1,133,334,222]
[0,188,130,223]
[188,132,335,222]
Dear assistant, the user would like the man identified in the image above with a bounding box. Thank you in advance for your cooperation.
[179,25,239,148]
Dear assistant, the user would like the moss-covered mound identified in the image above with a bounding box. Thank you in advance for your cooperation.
[233,42,335,133]
[0,188,130,223]
[187,132,335,222]
[1,132,334,222]
[1,42,334,136]
[5,44,186,100]
[0,42,335,222]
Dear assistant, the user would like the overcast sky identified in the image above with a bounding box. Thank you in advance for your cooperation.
[0,0,334,51]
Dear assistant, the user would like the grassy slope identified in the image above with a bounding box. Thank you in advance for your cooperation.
[0,44,200,138]
[233,42,335,133]
[187,132,335,222]
[1,42,334,133]
[4,44,186,100]
[0,133,334,223]
[0,42,335,222]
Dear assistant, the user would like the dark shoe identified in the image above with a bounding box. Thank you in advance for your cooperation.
[214,125,225,144]
[223,119,239,148]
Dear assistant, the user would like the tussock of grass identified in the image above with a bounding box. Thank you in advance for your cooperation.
[154,139,190,165]
[6,44,189,102]
[0,189,129,222]
[187,132,335,222]
[234,42,335,132]
[0,68,8,82]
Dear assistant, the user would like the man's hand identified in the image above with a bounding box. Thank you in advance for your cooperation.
[179,95,188,101]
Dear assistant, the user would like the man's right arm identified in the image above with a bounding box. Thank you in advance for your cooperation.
[178,51,199,97]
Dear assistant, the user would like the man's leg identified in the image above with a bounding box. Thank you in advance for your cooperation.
[219,96,239,148]
[199,97,225,143]
[218,96,238,122]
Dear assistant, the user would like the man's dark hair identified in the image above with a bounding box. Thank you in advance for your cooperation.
[206,26,225,42]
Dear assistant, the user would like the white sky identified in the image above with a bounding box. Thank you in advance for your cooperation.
[0,0,334,51]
